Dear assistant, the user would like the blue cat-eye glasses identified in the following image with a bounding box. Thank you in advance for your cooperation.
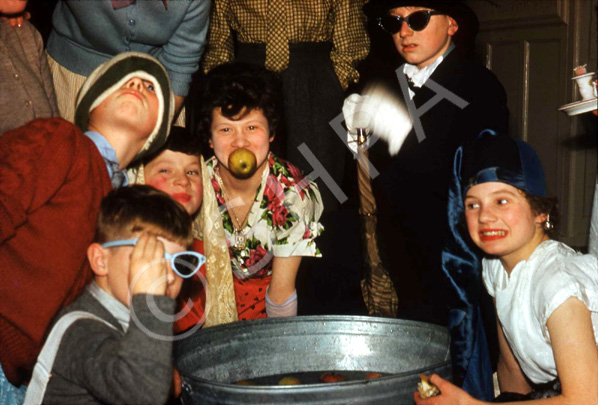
[101,238,205,279]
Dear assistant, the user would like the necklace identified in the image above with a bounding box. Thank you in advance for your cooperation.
[215,171,252,252]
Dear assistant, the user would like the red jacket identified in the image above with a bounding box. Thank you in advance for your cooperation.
[0,118,112,385]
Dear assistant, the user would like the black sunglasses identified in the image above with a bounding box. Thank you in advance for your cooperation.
[377,10,444,34]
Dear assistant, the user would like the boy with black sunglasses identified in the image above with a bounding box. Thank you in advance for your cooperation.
[25,185,203,404]
[346,0,510,400]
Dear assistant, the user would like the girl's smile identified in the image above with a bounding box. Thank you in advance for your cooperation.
[171,192,191,203]
[478,228,508,241]
[465,182,548,272]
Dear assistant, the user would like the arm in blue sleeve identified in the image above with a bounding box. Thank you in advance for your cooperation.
[158,0,211,97]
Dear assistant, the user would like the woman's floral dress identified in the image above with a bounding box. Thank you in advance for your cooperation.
[207,153,323,320]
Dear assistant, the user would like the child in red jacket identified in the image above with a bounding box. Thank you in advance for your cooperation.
[0,51,175,397]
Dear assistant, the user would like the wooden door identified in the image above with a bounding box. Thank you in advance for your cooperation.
[466,0,597,247]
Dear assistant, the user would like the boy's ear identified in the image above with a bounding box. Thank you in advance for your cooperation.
[88,243,108,277]
[448,17,458,36]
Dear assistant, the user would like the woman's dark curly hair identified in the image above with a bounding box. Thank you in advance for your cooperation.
[196,63,284,144]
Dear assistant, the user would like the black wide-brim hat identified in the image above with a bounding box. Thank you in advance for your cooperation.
[363,0,479,52]
[364,0,474,26]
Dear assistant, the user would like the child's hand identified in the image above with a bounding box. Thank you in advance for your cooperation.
[413,374,478,405]
[129,234,168,296]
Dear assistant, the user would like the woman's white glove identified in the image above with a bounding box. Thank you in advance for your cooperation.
[342,85,412,156]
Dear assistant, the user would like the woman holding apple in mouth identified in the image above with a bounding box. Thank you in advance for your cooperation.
[196,63,323,321]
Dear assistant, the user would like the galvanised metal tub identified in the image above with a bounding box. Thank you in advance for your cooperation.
[175,315,451,405]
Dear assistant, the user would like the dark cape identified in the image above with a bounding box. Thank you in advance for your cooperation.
[366,49,509,399]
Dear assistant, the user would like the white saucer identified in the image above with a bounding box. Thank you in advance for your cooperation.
[559,97,597,116]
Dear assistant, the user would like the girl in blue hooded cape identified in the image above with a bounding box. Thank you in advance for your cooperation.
[416,130,598,404]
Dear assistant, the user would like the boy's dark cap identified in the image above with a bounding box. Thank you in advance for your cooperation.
[364,0,474,25]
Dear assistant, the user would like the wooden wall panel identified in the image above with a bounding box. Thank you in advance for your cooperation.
[486,41,525,138]
[466,0,596,247]
[527,39,565,196]
[468,0,568,26]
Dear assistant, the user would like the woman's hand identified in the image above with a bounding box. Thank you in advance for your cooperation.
[413,375,481,405]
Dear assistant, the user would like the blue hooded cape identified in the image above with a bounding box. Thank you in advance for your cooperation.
[442,129,546,399]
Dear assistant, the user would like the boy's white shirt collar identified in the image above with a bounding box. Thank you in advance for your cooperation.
[87,281,131,331]
[403,42,456,99]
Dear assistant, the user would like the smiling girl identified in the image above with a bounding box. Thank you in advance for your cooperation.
[416,132,598,404]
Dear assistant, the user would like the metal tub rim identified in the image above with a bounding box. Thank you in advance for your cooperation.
[176,315,452,404]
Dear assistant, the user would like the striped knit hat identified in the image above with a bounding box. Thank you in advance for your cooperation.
[74,52,175,161]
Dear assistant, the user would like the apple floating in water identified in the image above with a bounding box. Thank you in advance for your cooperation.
[235,379,255,385]
[228,148,257,179]
[319,373,346,383]
[278,376,302,385]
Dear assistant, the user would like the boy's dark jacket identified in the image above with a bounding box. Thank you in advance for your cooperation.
[42,286,175,404]
[364,50,509,399]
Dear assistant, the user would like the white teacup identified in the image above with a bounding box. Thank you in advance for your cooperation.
[573,72,597,100]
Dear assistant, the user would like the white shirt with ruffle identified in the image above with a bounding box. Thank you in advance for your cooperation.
[483,240,598,384]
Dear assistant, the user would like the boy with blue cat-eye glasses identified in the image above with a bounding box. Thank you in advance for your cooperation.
[102,238,205,279]
[25,185,203,404]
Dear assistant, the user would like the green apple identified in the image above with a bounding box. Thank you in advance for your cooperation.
[278,376,302,385]
[228,148,257,179]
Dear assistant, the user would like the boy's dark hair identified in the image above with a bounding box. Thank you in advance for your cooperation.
[196,63,284,143]
[95,185,193,246]
[142,126,203,165]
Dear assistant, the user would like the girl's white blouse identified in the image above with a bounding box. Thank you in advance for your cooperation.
[483,240,598,384]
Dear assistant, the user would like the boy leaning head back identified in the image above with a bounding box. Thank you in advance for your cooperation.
[75,52,176,165]
[88,185,200,306]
